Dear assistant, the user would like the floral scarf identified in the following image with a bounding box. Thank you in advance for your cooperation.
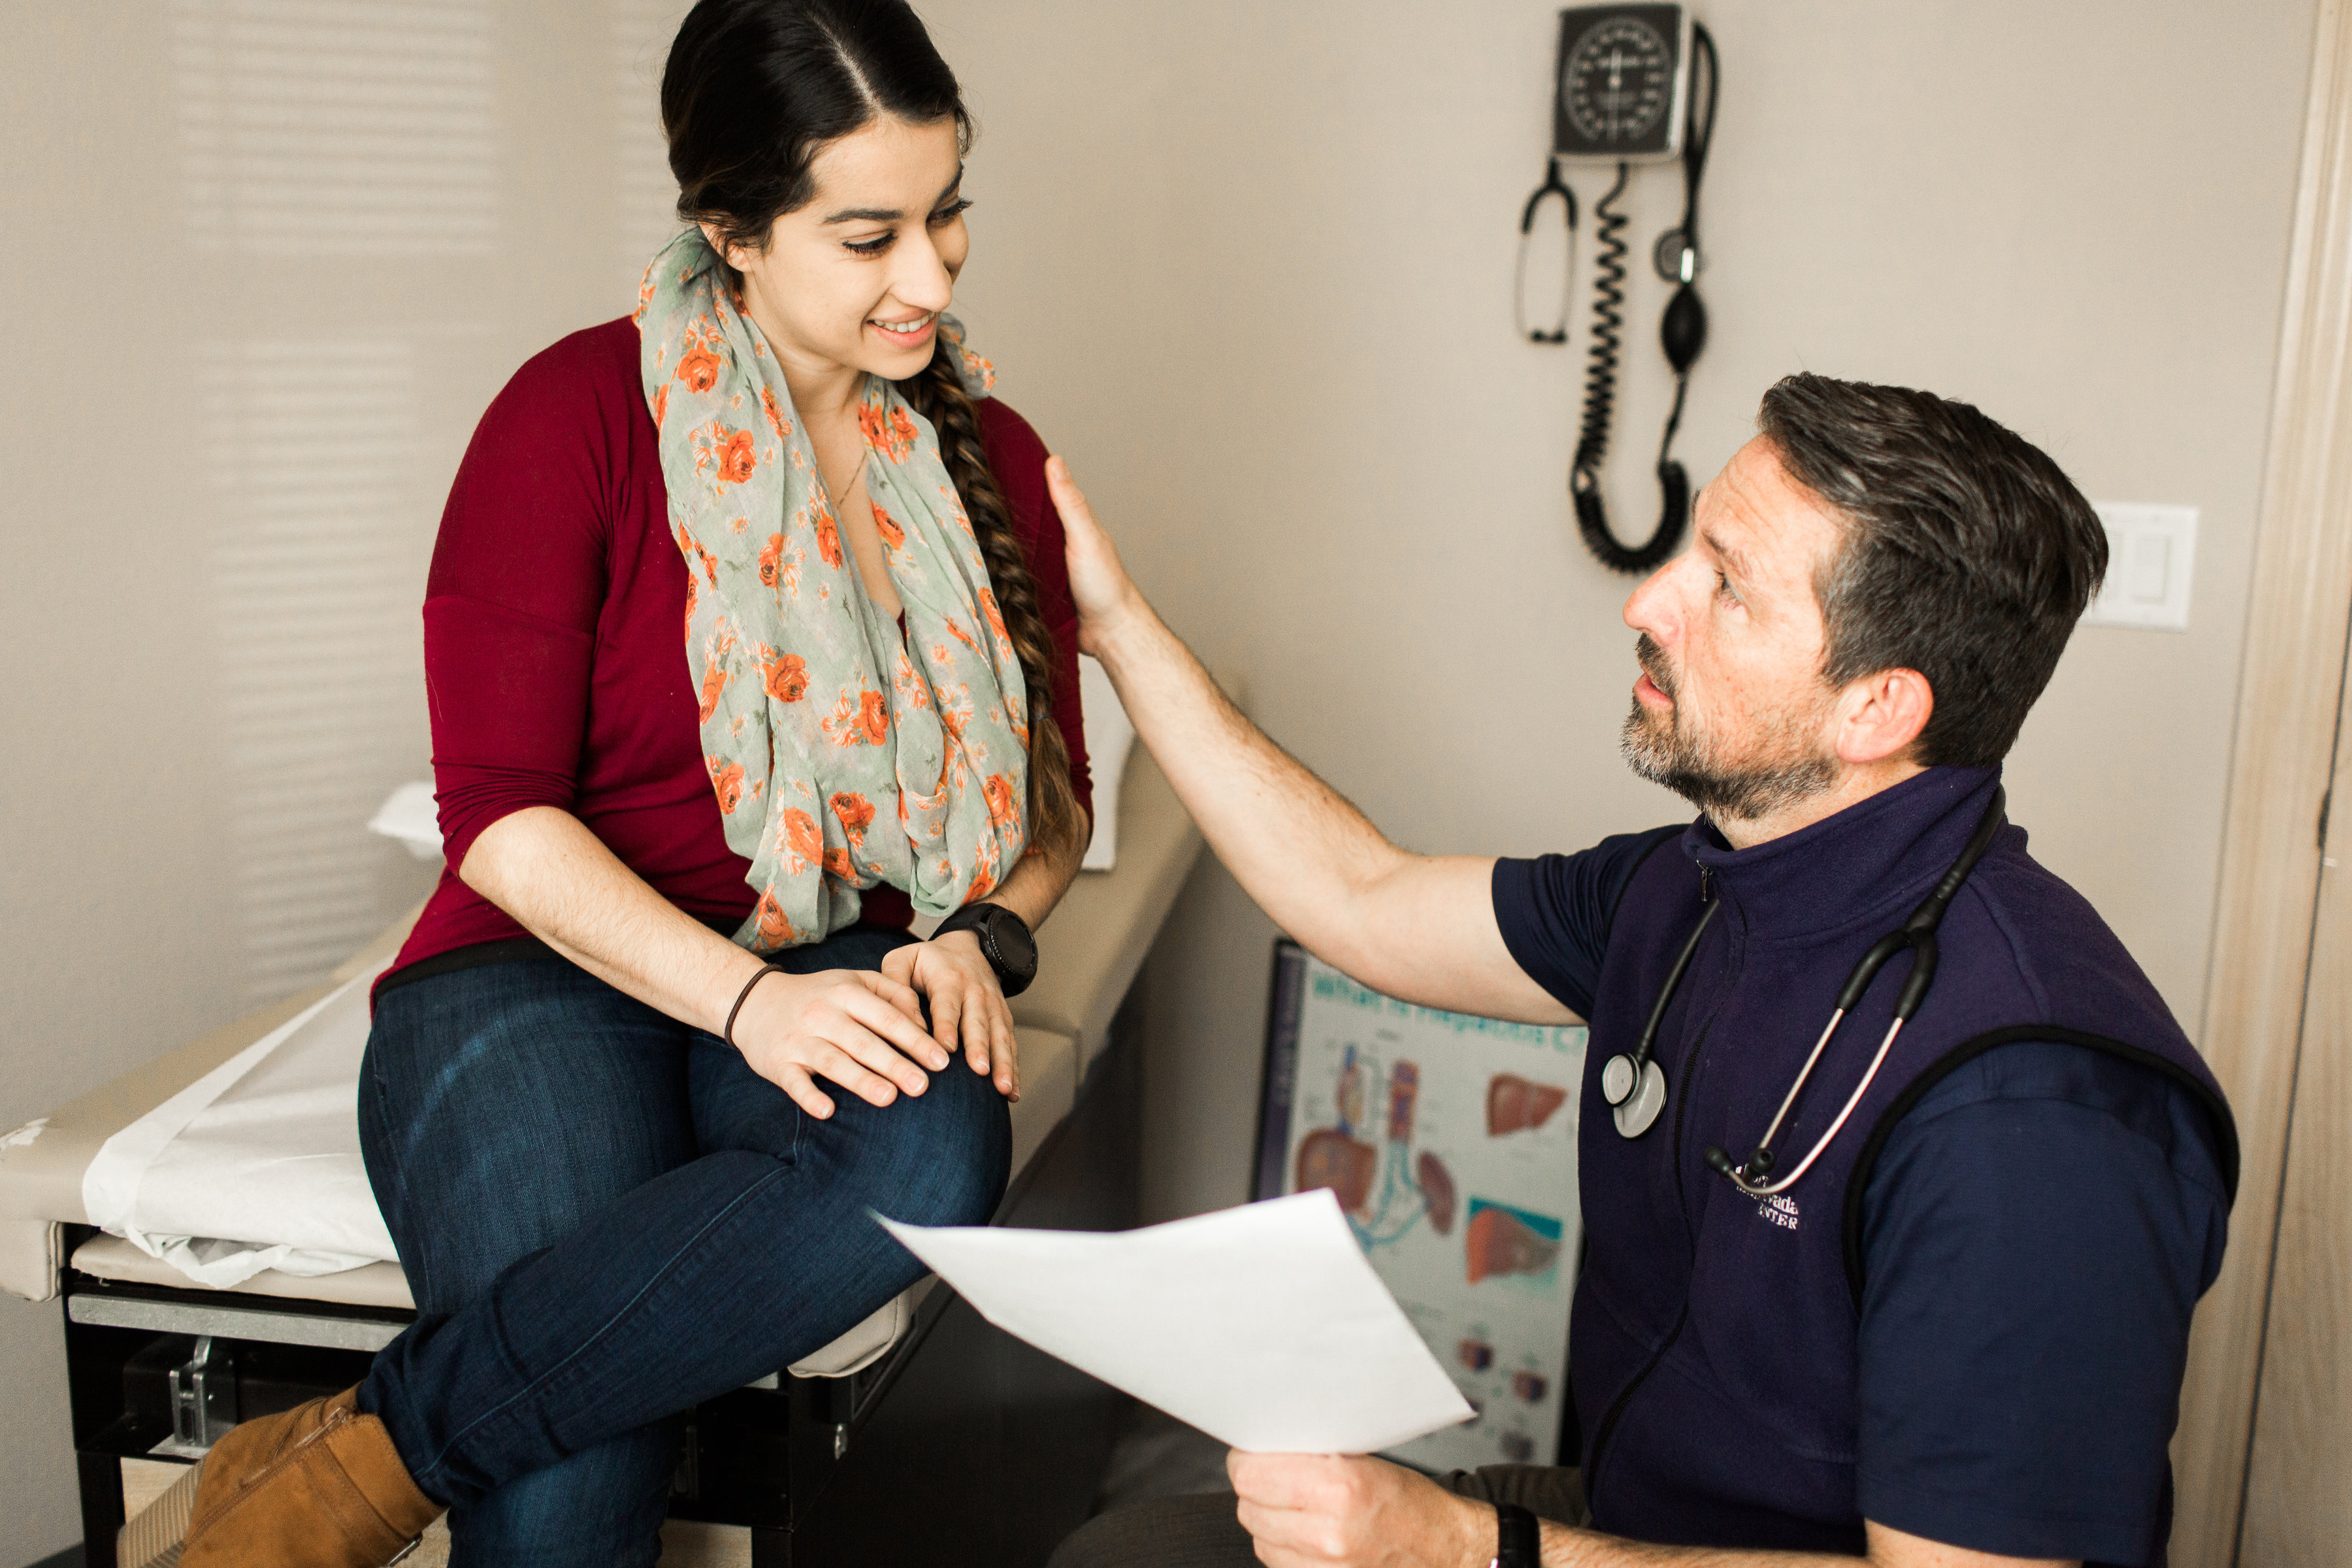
[635,229,1029,951]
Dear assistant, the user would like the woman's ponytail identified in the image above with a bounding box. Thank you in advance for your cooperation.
[901,344,1088,864]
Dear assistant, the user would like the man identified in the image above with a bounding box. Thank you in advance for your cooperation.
[1042,375,2234,1568]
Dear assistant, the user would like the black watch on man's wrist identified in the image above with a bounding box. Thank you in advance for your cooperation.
[1493,1502,1539,1568]
[931,902,1038,998]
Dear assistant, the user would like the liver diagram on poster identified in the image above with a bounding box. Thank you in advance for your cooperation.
[1295,1047,1571,1282]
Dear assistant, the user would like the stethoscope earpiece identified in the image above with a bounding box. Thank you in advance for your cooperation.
[1514,155,1577,348]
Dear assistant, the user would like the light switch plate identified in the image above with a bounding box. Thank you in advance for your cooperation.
[2082,502,2197,630]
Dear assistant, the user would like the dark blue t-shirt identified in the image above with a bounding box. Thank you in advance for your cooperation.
[1494,834,2230,1566]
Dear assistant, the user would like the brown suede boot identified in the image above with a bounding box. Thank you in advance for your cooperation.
[117,1385,443,1568]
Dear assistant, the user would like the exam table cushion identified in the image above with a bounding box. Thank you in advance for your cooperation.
[12,1023,1073,1382]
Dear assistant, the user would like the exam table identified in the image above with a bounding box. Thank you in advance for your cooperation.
[1,723,1211,1567]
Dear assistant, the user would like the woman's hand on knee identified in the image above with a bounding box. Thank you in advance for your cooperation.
[883,933,1021,1102]
[731,968,951,1119]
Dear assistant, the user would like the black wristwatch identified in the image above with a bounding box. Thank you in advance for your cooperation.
[932,902,1038,998]
[1493,1502,1539,1568]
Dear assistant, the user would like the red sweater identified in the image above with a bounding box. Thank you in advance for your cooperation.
[387,317,1090,983]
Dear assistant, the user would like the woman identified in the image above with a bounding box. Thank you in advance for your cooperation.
[120,3,1090,1563]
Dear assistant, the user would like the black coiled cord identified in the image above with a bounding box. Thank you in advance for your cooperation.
[1570,163,1632,555]
[1570,23,1720,576]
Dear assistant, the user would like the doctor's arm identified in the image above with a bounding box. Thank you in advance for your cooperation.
[1047,459,1575,1026]
[1224,1453,2073,1568]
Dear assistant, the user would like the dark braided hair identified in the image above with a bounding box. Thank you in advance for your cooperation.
[662,0,1086,862]
[899,346,1085,860]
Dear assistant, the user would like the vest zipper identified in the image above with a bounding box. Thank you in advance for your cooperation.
[1584,866,1722,1505]
[1580,1297,1690,1504]
[1583,1017,1713,1499]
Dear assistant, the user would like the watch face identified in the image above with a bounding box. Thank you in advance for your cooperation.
[988,907,1038,977]
[1561,15,1675,148]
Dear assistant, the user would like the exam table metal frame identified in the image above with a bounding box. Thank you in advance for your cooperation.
[61,983,1143,1567]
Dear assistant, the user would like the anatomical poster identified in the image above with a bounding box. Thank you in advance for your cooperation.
[1254,940,1587,1471]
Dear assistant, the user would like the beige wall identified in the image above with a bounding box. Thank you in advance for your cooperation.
[908,0,2319,1225]
[0,0,2317,1558]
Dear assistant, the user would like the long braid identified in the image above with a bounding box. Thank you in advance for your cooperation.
[900,342,1087,863]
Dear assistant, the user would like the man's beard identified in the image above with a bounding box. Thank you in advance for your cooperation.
[1619,634,1837,825]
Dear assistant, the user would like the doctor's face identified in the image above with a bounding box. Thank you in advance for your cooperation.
[1618,437,1846,825]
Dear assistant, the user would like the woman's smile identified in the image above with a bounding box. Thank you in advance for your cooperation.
[869,310,938,346]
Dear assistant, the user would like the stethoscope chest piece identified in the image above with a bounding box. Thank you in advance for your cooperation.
[1605,1054,1667,1138]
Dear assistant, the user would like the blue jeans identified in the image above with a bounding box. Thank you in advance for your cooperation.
[355,927,1010,1566]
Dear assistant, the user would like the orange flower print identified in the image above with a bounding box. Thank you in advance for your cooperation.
[937,688,972,743]
[715,428,759,486]
[960,346,996,393]
[889,649,932,713]
[872,500,905,551]
[683,573,697,636]
[829,790,875,845]
[857,401,919,463]
[697,628,737,721]
[676,519,719,587]
[760,385,791,441]
[707,756,747,815]
[783,808,823,868]
[652,382,670,430]
[966,864,996,902]
[753,885,796,948]
[977,585,1012,653]
[983,772,1017,828]
[754,645,809,703]
[813,500,843,568]
[675,345,724,394]
[758,532,786,589]
[823,847,857,881]
[821,686,890,747]
[698,660,731,722]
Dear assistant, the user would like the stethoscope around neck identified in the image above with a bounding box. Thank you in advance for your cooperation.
[1599,789,2008,1199]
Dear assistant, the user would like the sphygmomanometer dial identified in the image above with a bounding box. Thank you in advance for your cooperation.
[1561,16,1674,146]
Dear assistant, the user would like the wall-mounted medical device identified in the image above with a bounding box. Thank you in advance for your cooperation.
[1516,6,1720,574]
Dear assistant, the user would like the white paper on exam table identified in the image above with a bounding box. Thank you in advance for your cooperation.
[879,1188,1474,1454]
[82,965,399,1288]
[1076,654,1135,872]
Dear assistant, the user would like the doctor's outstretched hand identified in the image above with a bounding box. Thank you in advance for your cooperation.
[1044,457,1146,658]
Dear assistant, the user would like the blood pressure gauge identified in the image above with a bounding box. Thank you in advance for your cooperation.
[1551,5,1693,163]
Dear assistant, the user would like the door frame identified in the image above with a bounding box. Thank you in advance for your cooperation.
[2171,1,2352,1561]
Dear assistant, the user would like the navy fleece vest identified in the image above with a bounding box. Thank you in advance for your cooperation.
[1571,767,2236,1553]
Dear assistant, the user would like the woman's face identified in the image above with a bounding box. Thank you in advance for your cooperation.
[712,114,970,385]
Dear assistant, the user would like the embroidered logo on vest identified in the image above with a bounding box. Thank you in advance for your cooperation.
[1756,1194,1799,1231]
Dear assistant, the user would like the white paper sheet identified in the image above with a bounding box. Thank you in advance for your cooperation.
[83,965,397,1288]
[879,1188,1474,1454]
[368,780,444,862]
